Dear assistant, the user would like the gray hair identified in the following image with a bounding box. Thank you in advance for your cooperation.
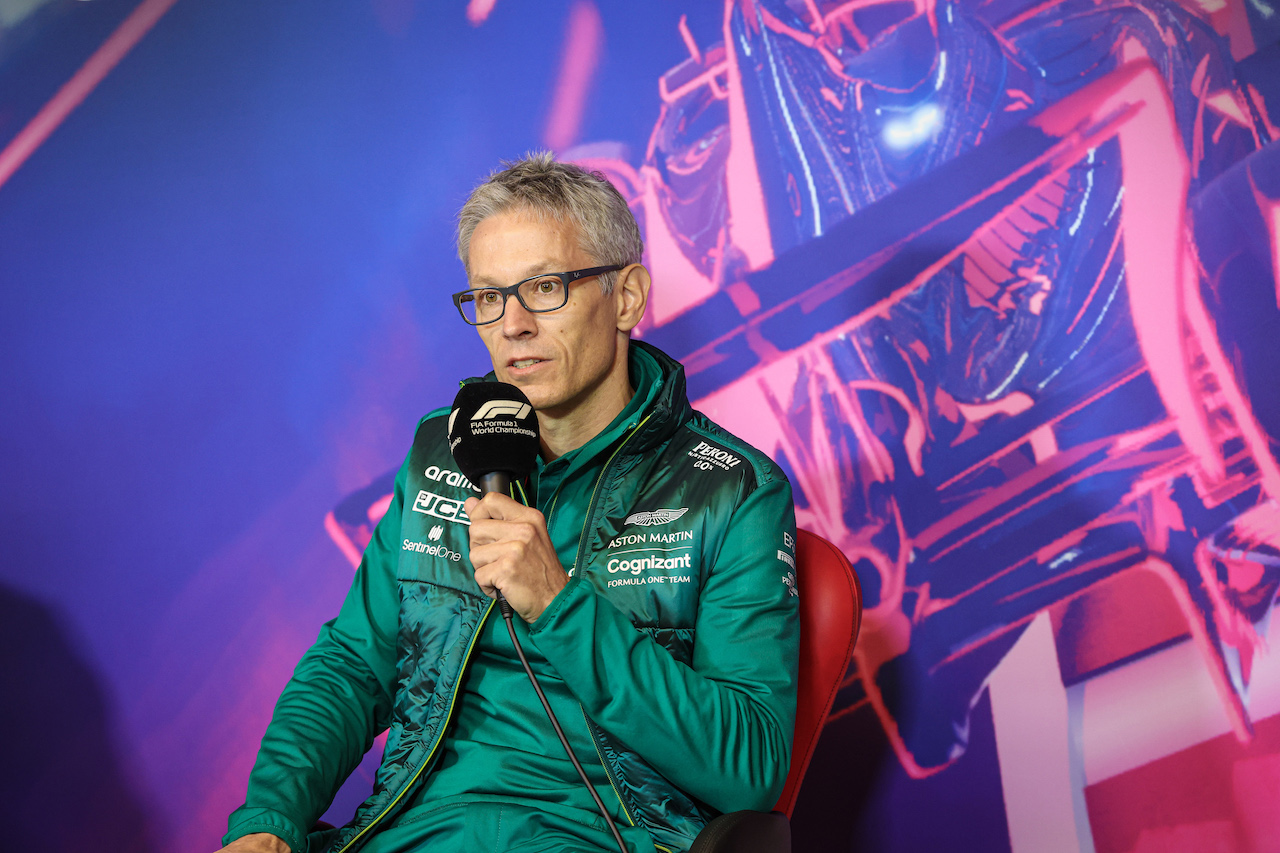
[456,151,643,294]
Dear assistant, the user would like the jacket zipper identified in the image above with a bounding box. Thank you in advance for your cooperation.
[581,705,639,825]
[577,707,673,853]
[332,598,497,853]
[568,414,651,580]
[563,416,681,852]
[576,701,675,850]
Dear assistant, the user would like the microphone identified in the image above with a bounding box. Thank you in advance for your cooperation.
[448,381,540,496]
[449,380,540,618]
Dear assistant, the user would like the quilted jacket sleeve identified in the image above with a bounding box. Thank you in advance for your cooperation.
[222,456,407,851]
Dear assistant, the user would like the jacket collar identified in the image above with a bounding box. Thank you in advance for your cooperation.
[626,339,692,453]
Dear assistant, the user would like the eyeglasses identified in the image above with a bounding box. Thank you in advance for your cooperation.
[452,265,624,326]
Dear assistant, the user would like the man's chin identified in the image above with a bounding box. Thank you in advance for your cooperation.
[504,380,555,412]
[494,372,574,414]
[524,386,576,417]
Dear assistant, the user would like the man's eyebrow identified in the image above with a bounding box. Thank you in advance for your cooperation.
[468,264,560,287]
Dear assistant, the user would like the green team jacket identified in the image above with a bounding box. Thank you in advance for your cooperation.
[225,341,800,853]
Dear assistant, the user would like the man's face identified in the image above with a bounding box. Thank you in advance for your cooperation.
[467,210,626,419]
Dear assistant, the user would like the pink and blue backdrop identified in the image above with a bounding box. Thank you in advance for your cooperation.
[2,1,1279,851]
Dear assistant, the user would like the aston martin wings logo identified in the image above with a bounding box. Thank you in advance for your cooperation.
[625,508,689,527]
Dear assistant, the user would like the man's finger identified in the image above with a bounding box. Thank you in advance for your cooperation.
[465,493,542,523]
[466,512,533,550]
[464,492,515,521]
[466,536,514,568]
[471,546,527,594]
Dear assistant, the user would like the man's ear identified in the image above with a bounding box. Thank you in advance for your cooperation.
[614,263,650,333]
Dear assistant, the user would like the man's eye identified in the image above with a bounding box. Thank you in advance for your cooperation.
[536,280,557,294]
[479,291,500,304]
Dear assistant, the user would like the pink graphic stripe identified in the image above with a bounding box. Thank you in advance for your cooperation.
[542,1,603,152]
[323,511,364,569]
[1249,171,1280,309]
[0,0,181,192]
[466,0,499,26]
[723,0,775,270]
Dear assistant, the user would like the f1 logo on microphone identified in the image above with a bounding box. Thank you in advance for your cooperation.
[472,400,532,420]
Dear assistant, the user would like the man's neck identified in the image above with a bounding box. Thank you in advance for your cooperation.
[537,378,635,462]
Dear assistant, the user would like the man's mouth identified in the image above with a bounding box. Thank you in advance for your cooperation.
[510,358,545,370]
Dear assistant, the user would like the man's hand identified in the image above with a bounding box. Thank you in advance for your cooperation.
[214,833,290,853]
[464,493,568,622]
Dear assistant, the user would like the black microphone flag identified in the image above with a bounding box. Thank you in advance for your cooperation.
[448,381,540,493]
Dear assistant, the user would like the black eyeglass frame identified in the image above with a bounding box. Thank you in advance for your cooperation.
[451,265,625,326]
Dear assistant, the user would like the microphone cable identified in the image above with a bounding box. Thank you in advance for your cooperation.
[496,593,630,853]
[447,383,627,852]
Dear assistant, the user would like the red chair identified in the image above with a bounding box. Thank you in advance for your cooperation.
[691,528,863,852]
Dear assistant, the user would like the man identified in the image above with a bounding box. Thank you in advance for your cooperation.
[218,153,799,853]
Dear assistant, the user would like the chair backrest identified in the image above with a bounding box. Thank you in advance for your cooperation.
[772,528,862,817]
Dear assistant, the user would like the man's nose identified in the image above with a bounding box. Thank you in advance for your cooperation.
[501,292,537,337]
